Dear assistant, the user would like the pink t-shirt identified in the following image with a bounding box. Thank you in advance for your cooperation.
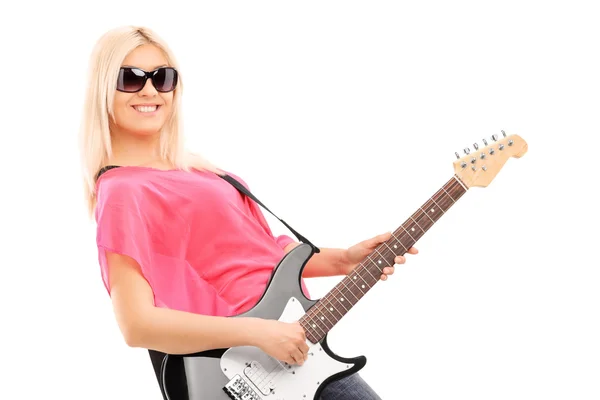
[94,166,310,316]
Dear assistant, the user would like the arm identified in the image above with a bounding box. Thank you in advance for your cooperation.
[283,232,417,279]
[283,242,349,278]
[107,252,260,354]
[106,252,309,364]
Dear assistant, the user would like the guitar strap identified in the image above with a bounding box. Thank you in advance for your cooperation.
[95,166,319,252]
[95,165,319,399]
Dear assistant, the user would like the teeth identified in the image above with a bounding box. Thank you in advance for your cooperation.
[134,105,158,113]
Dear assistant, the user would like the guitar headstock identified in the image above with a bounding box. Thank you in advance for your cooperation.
[454,131,527,188]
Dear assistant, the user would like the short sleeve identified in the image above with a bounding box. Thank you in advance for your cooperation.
[95,183,155,297]
[274,234,296,250]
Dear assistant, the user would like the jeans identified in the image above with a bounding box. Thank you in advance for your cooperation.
[319,373,381,400]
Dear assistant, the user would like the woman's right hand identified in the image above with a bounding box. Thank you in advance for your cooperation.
[248,319,310,366]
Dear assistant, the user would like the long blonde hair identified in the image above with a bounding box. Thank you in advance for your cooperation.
[78,25,221,217]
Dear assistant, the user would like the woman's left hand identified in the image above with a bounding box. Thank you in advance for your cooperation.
[340,232,418,280]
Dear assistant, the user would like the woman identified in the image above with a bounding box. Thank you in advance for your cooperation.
[79,25,418,400]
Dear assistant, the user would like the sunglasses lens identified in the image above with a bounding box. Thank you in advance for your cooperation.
[153,68,178,92]
[117,68,146,92]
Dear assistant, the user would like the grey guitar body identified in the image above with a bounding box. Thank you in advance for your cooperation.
[159,243,366,400]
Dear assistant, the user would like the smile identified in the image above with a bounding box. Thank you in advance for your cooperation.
[132,105,161,113]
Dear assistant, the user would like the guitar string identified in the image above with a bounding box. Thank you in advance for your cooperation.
[298,178,463,345]
[301,177,465,340]
[249,176,467,390]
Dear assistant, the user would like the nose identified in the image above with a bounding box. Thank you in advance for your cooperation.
[138,77,158,97]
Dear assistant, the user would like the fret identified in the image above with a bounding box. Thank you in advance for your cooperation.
[351,269,371,289]
[418,205,436,226]
[331,288,350,312]
[390,232,407,252]
[321,296,344,321]
[350,273,369,291]
[381,241,396,255]
[364,256,381,280]
[372,248,386,265]
[345,278,367,304]
[317,304,335,327]
[300,175,469,343]
[436,191,454,211]
[441,185,456,203]
[339,278,361,303]
[409,215,424,231]
[306,305,328,333]
[429,196,445,215]
[420,206,436,223]
[400,224,416,241]
[453,175,468,191]
[313,306,334,331]
[422,200,438,216]
[412,210,433,231]
[318,312,335,332]
[306,314,327,337]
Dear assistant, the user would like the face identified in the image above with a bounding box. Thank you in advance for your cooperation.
[111,44,175,137]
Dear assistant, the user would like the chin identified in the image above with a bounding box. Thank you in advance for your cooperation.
[124,126,164,137]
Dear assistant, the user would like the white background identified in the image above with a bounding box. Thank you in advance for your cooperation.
[1,1,599,399]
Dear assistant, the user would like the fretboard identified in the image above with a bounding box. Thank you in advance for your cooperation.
[299,175,468,343]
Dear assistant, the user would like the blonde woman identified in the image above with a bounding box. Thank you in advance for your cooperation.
[80,25,418,400]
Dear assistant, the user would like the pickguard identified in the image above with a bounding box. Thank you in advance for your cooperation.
[219,297,353,399]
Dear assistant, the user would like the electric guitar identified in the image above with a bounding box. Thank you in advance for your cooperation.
[158,132,528,399]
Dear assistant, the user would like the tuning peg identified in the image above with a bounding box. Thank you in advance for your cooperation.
[473,143,479,150]
[492,134,498,141]
[463,147,470,155]
[455,152,460,159]
[502,130,506,137]
[482,138,488,146]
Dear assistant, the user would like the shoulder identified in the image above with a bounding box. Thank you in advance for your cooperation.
[218,170,249,189]
[95,166,148,211]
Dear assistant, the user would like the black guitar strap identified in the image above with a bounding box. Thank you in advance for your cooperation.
[95,165,319,400]
[218,173,320,253]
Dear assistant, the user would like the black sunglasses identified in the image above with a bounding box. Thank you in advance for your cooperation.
[116,67,178,93]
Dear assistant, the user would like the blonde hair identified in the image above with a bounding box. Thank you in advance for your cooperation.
[78,25,222,217]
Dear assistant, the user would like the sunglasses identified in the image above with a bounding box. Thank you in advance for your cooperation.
[116,67,178,93]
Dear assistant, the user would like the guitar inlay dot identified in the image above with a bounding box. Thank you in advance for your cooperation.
[393,245,397,249]
[411,227,415,231]
[312,324,316,328]
[431,208,435,212]
[321,316,324,320]
[340,298,344,302]
[361,285,365,289]
[378,260,382,264]
[353,276,357,279]
[330,307,333,311]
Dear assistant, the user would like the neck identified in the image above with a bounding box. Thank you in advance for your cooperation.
[299,175,469,344]
[109,126,162,166]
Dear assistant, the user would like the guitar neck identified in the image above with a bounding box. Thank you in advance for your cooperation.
[300,175,469,343]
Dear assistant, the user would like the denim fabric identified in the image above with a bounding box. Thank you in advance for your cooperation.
[319,373,381,400]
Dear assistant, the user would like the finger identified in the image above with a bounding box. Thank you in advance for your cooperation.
[294,322,307,339]
[287,354,298,365]
[299,341,310,355]
[373,231,391,245]
[383,266,394,275]
[380,273,388,281]
[394,256,406,264]
[299,344,309,361]
[408,247,419,254]
[291,349,305,365]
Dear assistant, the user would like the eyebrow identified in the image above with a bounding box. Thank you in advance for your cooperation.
[121,64,168,70]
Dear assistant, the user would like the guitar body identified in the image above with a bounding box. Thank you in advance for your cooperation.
[160,243,366,400]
